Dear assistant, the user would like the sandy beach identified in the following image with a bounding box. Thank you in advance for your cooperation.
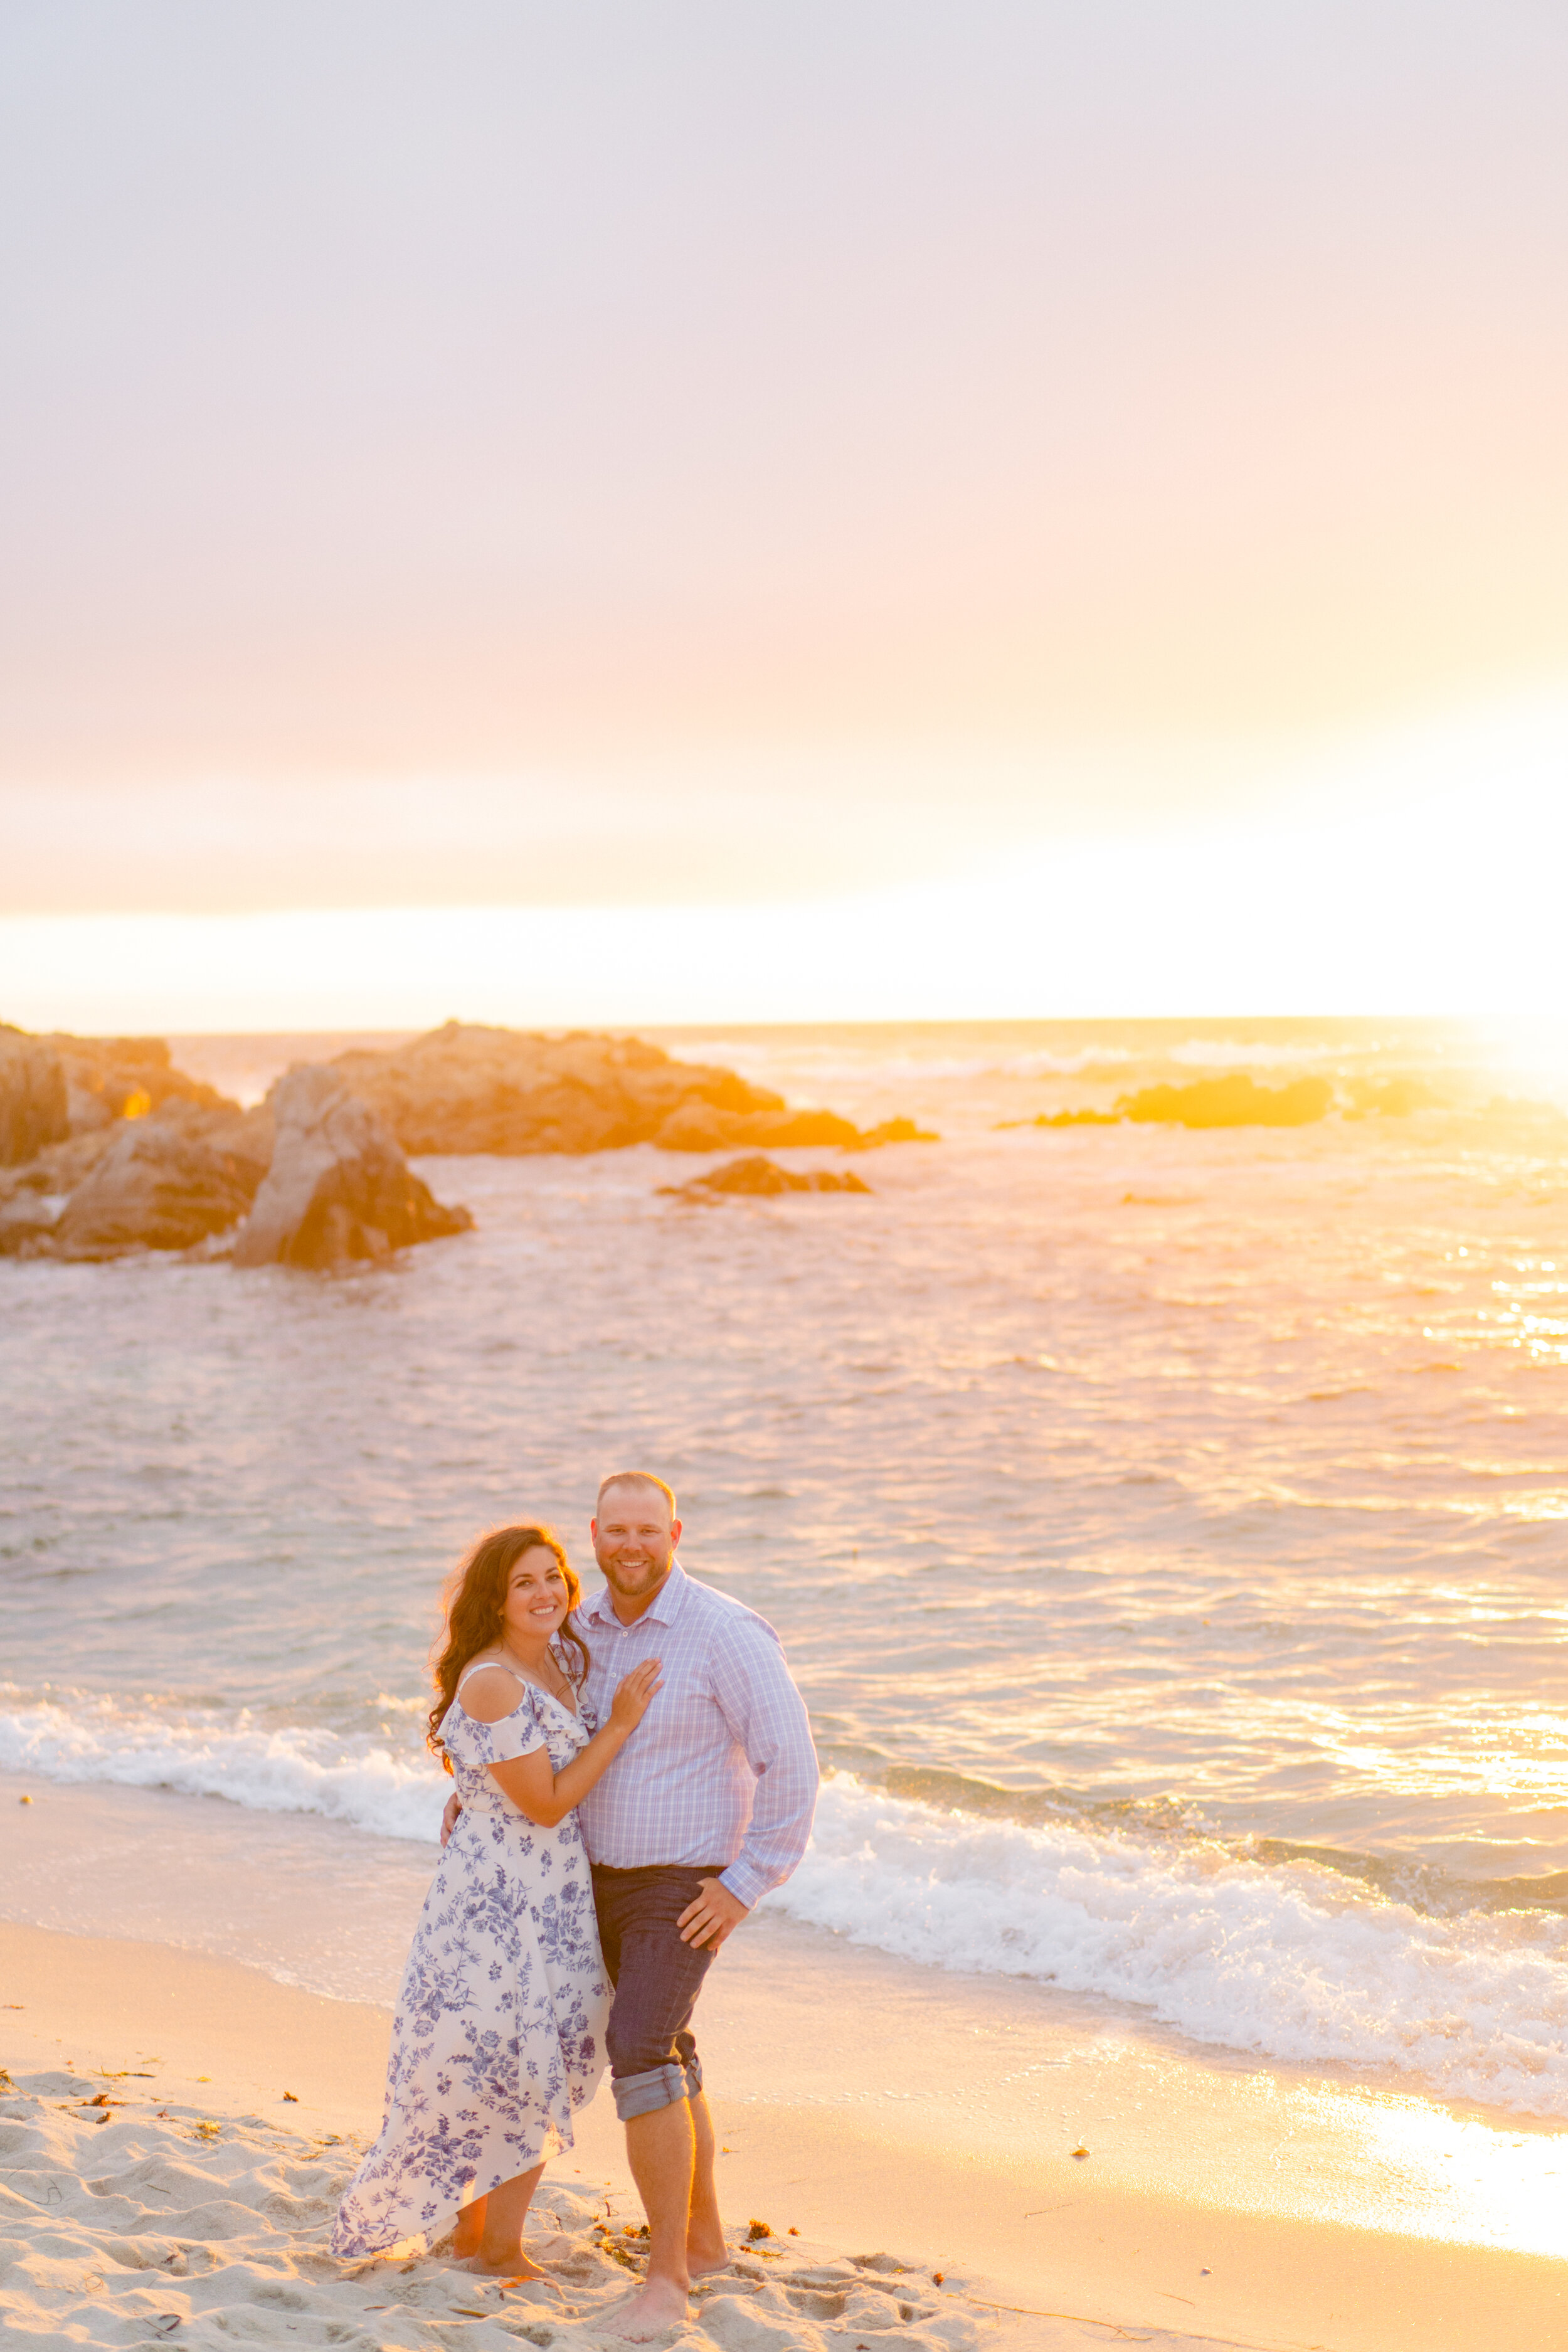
[4,1919,1566,2352]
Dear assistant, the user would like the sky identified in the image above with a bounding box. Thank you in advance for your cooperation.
[3,1,1567,1027]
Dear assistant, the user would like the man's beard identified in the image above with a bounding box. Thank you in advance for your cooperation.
[600,1549,670,1592]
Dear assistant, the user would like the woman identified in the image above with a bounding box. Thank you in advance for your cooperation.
[332,1523,661,2273]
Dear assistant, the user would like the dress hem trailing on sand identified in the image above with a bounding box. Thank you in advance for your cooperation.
[331,1669,609,2257]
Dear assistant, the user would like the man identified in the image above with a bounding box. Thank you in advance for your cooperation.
[446,1471,818,2342]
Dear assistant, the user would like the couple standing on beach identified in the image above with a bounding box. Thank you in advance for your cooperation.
[332,1471,819,2343]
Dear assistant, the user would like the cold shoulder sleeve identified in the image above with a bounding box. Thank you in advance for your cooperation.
[485,1685,547,1764]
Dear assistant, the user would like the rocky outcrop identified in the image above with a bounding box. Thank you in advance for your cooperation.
[330,1023,935,1155]
[0,1126,127,1256]
[41,1031,228,1134]
[1115,1075,1332,1128]
[1,1018,267,1256]
[232,1067,472,1271]
[0,1019,929,1263]
[0,1030,70,1165]
[659,1154,872,1200]
[649,1098,863,1152]
[51,1101,275,1259]
[2,1018,236,1185]
[0,1191,63,1256]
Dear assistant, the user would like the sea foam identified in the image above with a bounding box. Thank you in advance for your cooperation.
[780,1777,1568,2116]
[0,1695,447,1848]
[6,1694,1567,2116]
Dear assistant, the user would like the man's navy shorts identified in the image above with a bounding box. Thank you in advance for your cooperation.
[591,1862,725,2122]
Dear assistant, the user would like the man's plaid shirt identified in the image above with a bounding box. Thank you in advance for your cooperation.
[575,1563,818,1910]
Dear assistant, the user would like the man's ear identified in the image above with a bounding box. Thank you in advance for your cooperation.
[670,1518,683,1549]
[589,1520,598,1544]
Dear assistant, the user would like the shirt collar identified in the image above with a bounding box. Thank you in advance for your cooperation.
[582,1559,689,1630]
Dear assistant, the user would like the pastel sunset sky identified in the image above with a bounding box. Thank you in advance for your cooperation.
[3,1,1567,1025]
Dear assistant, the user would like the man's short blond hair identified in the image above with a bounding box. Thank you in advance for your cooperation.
[595,1470,677,1522]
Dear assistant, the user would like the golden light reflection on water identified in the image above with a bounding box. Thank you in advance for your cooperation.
[1293,2084,1568,2259]
[1037,2039,1568,2261]
[1115,2057,1568,2259]
[1483,1016,1568,1098]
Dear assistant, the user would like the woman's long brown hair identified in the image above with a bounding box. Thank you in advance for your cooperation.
[426,1523,591,1766]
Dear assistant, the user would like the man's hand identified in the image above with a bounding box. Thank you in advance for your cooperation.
[677,1877,750,1951]
[441,1793,462,1848]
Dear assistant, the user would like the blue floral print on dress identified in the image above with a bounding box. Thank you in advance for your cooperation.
[332,1674,608,2255]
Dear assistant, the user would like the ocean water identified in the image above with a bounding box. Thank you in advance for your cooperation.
[5,1017,1568,2117]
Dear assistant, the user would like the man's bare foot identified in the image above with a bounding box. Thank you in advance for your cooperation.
[600,2275,689,2341]
[686,2231,731,2279]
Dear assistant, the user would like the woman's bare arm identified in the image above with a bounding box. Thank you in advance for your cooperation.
[458,1660,662,1830]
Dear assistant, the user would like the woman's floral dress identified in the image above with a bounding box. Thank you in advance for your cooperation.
[332,1667,610,2255]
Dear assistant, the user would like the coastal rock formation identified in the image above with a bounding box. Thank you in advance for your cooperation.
[0,1128,124,1256]
[233,1066,472,1271]
[0,1030,70,1165]
[2,1019,236,1187]
[331,1023,779,1153]
[1,1019,267,1256]
[43,1031,227,1133]
[330,1022,934,1155]
[1115,1074,1333,1128]
[999,1076,1338,1132]
[0,1019,926,1260]
[0,1191,62,1256]
[660,1154,873,1200]
[651,1098,865,1152]
[52,1101,275,1259]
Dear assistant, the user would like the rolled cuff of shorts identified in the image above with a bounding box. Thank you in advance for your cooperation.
[611,2058,702,2121]
[718,1861,764,1911]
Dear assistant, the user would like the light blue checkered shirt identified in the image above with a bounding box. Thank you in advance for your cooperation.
[575,1563,818,1910]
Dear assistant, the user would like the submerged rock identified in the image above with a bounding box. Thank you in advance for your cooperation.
[1345,1076,1444,1117]
[1115,1075,1332,1128]
[995,1108,1121,1130]
[660,1154,873,1200]
[331,1022,933,1155]
[857,1116,938,1145]
[52,1101,275,1259]
[233,1067,472,1271]
[0,1030,70,1165]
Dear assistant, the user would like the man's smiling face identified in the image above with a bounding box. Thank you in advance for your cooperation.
[591,1481,682,1602]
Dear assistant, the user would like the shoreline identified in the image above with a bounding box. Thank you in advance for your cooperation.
[4,1921,1567,2350]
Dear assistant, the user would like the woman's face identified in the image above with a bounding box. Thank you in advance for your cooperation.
[500,1546,571,1645]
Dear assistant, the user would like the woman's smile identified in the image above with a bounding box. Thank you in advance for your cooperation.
[497,1546,573,1646]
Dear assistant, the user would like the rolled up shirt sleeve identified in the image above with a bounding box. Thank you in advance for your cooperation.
[707,1619,819,1910]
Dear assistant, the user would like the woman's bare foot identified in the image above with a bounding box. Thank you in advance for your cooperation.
[452,2199,487,2258]
[462,2250,558,2284]
[601,2275,689,2341]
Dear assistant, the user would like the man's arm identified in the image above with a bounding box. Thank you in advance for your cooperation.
[704,1617,819,1912]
